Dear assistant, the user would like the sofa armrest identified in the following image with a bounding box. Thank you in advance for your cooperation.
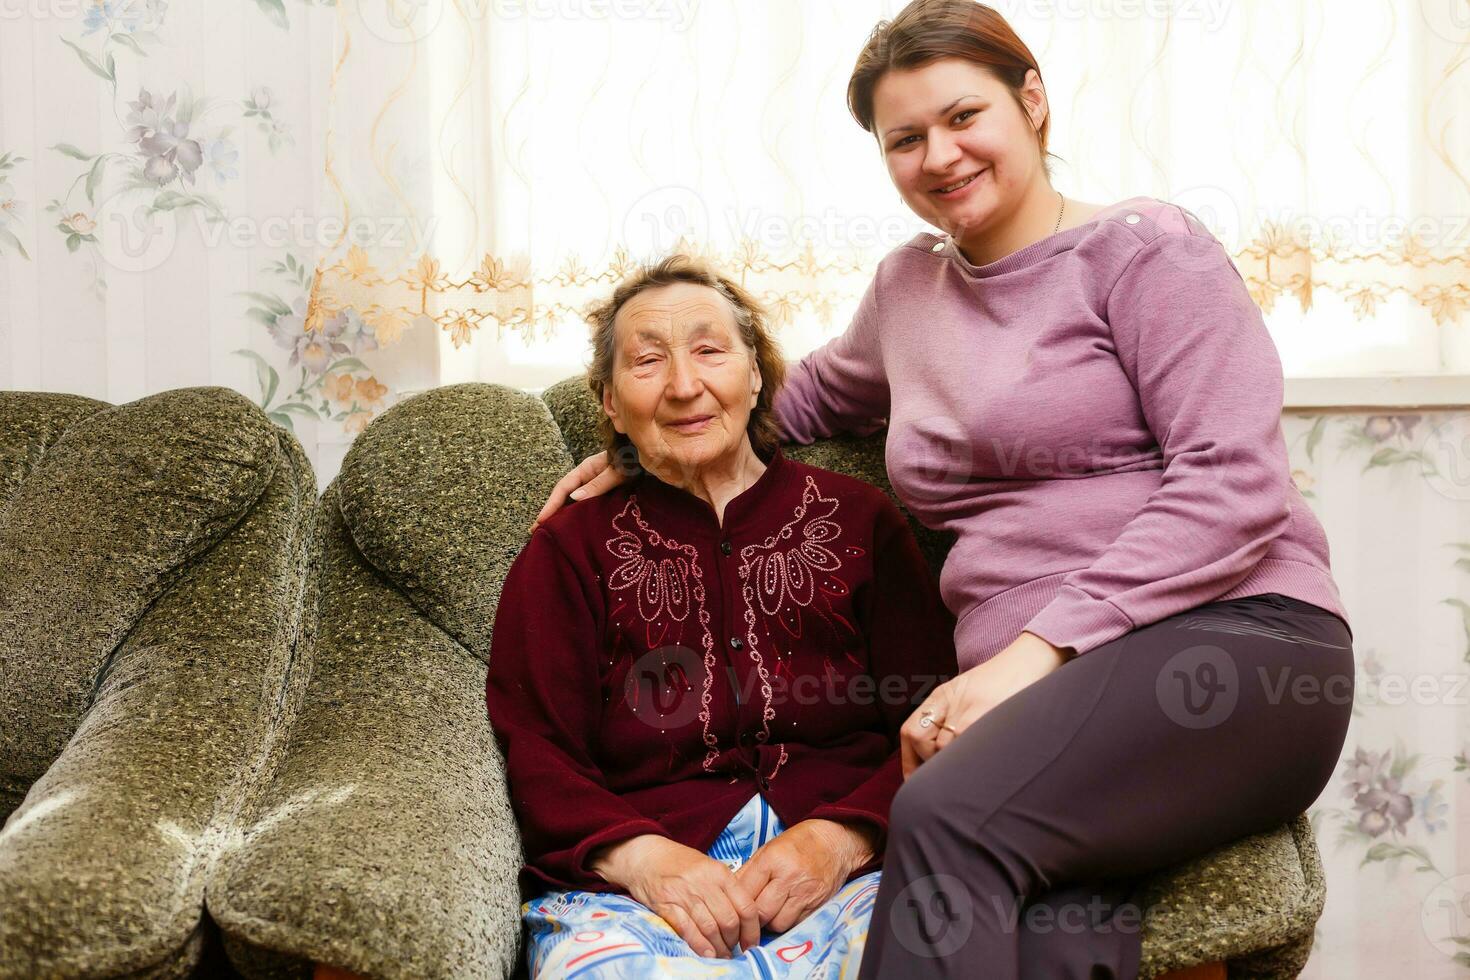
[0,432,314,979]
[207,485,525,980]
[1137,814,1326,979]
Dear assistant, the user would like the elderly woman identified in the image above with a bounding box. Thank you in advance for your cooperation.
[484,254,958,978]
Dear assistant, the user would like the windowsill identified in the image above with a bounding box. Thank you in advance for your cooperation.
[461,376,1470,412]
[1283,375,1470,410]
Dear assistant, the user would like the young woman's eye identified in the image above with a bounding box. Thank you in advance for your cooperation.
[892,134,920,149]
[954,109,978,124]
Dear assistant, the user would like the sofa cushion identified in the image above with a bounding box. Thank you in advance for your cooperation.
[0,386,278,798]
[207,481,525,980]
[335,383,572,663]
[0,391,110,505]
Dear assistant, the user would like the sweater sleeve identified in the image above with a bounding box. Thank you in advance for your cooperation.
[772,272,891,445]
[806,496,958,869]
[1021,230,1293,655]
[485,526,668,892]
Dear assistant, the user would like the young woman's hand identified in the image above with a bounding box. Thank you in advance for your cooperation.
[900,631,1072,777]
[530,451,628,532]
[733,819,878,933]
[590,834,762,958]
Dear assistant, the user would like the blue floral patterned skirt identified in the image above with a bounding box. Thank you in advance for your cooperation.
[522,794,882,978]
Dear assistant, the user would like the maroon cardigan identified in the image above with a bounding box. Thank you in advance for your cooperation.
[485,445,959,894]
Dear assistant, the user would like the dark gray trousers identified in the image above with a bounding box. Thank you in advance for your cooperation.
[857,593,1355,979]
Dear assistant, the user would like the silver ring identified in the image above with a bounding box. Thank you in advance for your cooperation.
[919,716,935,729]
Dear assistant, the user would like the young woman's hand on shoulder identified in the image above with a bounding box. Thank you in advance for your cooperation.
[530,451,629,531]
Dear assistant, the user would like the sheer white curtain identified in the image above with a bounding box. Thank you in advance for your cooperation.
[304,0,1470,405]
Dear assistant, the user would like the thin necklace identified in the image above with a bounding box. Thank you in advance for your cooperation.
[948,191,1066,257]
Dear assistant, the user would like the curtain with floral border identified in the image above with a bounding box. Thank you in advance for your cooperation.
[302,0,1470,394]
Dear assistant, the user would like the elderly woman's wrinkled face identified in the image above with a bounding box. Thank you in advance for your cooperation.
[603,281,762,476]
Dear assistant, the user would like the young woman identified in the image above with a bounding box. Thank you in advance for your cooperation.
[534,3,1355,978]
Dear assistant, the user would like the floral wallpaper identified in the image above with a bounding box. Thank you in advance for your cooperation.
[0,0,417,482]
[1282,411,1470,978]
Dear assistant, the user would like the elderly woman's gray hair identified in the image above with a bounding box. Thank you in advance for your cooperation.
[585,253,788,474]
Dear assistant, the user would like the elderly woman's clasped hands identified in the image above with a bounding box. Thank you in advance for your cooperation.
[591,818,880,958]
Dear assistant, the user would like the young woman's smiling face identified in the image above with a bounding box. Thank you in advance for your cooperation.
[872,57,1048,245]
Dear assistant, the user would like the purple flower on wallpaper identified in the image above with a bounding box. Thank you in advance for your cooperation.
[268,296,330,373]
[266,297,376,374]
[125,88,203,186]
[1340,747,1414,837]
[1363,414,1423,443]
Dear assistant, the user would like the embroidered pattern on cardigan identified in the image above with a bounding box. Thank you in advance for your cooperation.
[737,475,850,759]
[606,499,721,769]
[604,477,855,782]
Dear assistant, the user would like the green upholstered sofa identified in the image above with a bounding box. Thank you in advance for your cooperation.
[0,386,316,979]
[206,378,1327,980]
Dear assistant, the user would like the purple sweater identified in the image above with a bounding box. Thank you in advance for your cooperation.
[773,196,1351,670]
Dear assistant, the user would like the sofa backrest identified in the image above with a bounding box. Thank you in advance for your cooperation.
[0,387,285,812]
[333,383,574,664]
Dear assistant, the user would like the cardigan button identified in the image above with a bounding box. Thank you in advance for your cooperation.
[729,636,744,650]
[720,540,732,556]
[738,732,754,748]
